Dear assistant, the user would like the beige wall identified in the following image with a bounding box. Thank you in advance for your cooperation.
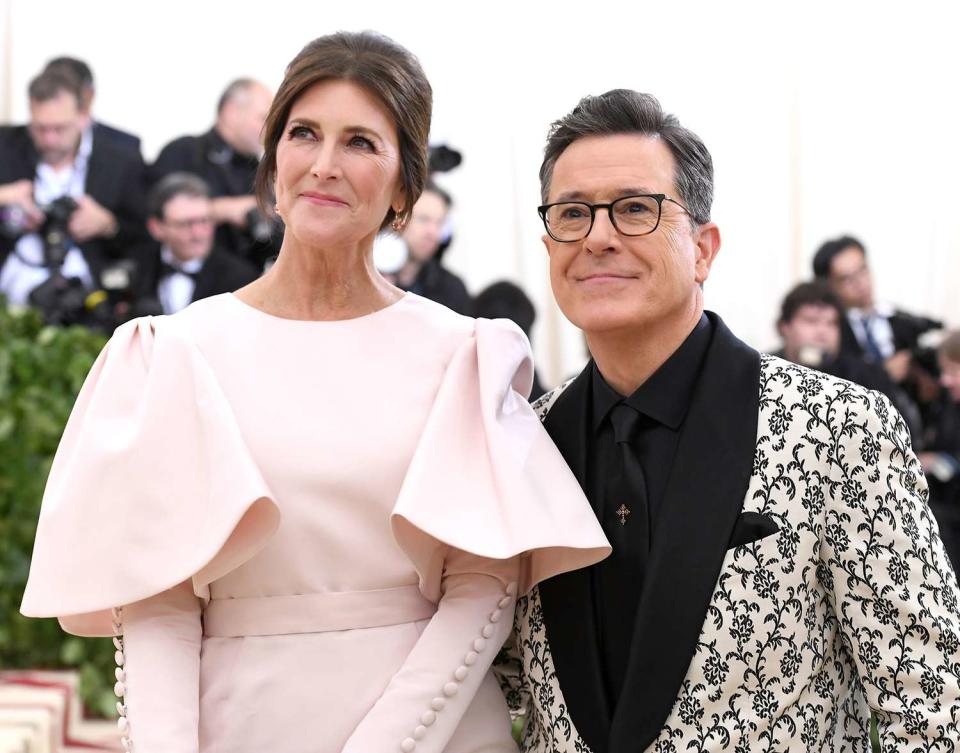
[4,0,959,385]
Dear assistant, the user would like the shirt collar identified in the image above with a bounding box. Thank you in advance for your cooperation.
[591,314,713,432]
[160,245,204,274]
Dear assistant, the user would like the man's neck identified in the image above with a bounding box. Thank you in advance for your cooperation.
[587,298,704,396]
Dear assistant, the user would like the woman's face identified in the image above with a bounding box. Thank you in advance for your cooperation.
[275,78,404,248]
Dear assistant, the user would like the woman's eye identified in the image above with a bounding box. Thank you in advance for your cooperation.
[288,125,314,140]
[349,135,375,150]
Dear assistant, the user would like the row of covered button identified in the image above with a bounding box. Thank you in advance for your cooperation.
[112,607,133,752]
[398,581,518,752]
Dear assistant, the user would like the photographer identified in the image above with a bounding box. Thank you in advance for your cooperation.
[0,69,147,325]
[148,78,278,269]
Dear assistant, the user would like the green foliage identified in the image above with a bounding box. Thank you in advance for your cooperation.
[0,302,117,717]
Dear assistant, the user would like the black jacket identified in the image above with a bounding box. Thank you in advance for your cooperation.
[0,124,147,278]
[130,240,259,310]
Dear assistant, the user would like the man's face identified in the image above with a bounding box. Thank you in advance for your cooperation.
[402,190,448,263]
[543,133,719,335]
[827,246,874,310]
[147,195,215,262]
[28,91,88,167]
[779,303,841,363]
[223,84,273,158]
[939,355,960,402]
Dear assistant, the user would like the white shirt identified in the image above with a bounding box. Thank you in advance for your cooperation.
[157,246,204,314]
[0,127,94,305]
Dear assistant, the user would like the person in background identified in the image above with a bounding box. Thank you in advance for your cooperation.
[396,180,472,315]
[919,331,960,572]
[43,56,142,155]
[133,172,259,315]
[773,280,921,439]
[0,69,146,322]
[812,235,942,404]
[474,280,546,400]
[149,79,277,268]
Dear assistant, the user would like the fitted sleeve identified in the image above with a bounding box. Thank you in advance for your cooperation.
[20,315,280,636]
[390,317,610,602]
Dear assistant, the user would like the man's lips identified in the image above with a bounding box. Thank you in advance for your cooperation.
[575,273,638,283]
[300,192,348,206]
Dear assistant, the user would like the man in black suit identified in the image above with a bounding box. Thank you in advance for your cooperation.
[812,235,942,389]
[774,279,922,439]
[133,173,258,314]
[149,79,276,267]
[43,56,142,156]
[498,89,960,752]
[0,69,146,322]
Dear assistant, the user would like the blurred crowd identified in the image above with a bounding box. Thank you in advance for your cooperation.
[1,57,958,565]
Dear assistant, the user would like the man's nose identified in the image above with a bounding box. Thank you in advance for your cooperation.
[584,207,618,254]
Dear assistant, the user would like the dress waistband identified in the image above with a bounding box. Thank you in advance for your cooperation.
[202,585,437,637]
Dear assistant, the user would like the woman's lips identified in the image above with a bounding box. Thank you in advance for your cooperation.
[300,192,348,206]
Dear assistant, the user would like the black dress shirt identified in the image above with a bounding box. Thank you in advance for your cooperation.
[586,314,713,711]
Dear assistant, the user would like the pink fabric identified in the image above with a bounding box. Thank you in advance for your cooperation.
[20,292,610,752]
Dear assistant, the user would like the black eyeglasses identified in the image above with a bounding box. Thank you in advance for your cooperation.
[538,193,689,242]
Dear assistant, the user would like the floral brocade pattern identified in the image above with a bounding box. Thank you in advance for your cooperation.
[498,356,960,752]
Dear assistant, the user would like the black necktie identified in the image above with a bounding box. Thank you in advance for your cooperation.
[609,402,651,553]
[861,315,885,362]
[598,402,651,707]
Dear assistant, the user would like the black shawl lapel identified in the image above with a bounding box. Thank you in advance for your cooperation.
[539,365,611,753]
[609,313,761,751]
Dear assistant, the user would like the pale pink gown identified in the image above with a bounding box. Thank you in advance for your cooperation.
[21,292,609,753]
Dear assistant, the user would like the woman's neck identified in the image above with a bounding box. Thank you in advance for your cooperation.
[236,233,403,321]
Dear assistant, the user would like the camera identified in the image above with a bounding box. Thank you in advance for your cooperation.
[39,196,78,267]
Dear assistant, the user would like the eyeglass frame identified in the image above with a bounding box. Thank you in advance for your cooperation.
[537,193,691,243]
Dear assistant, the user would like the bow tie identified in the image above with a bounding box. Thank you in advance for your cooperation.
[159,260,201,280]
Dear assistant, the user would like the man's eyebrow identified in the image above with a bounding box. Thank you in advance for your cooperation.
[550,187,657,202]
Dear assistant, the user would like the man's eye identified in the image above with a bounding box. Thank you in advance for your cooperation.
[560,206,587,219]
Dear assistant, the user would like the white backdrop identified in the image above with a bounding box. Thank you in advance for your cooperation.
[2,0,959,386]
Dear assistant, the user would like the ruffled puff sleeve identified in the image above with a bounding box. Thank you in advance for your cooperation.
[342,319,608,753]
[391,317,610,602]
[20,316,280,637]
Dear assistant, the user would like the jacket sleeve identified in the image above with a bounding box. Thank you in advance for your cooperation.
[116,580,202,753]
[342,549,519,753]
[823,388,960,746]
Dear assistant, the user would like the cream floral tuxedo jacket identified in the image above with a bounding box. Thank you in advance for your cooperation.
[497,313,960,753]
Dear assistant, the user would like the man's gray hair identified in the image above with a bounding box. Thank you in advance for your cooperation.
[539,89,714,226]
[146,172,210,220]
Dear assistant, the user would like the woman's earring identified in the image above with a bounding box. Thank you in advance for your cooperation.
[391,213,406,232]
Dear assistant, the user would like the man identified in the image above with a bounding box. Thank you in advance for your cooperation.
[918,331,960,572]
[396,181,472,315]
[497,89,960,752]
[774,280,921,438]
[812,235,941,388]
[149,79,277,267]
[43,56,141,155]
[0,70,146,320]
[133,172,259,315]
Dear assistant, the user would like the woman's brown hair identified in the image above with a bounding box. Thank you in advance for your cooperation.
[255,31,433,230]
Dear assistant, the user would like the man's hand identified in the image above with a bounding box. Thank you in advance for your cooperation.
[210,195,258,227]
[68,195,118,242]
[0,180,44,230]
[884,350,912,383]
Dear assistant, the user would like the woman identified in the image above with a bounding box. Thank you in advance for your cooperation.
[20,32,609,753]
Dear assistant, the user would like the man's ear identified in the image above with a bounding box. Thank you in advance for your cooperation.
[542,234,552,257]
[146,217,164,243]
[693,222,721,285]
